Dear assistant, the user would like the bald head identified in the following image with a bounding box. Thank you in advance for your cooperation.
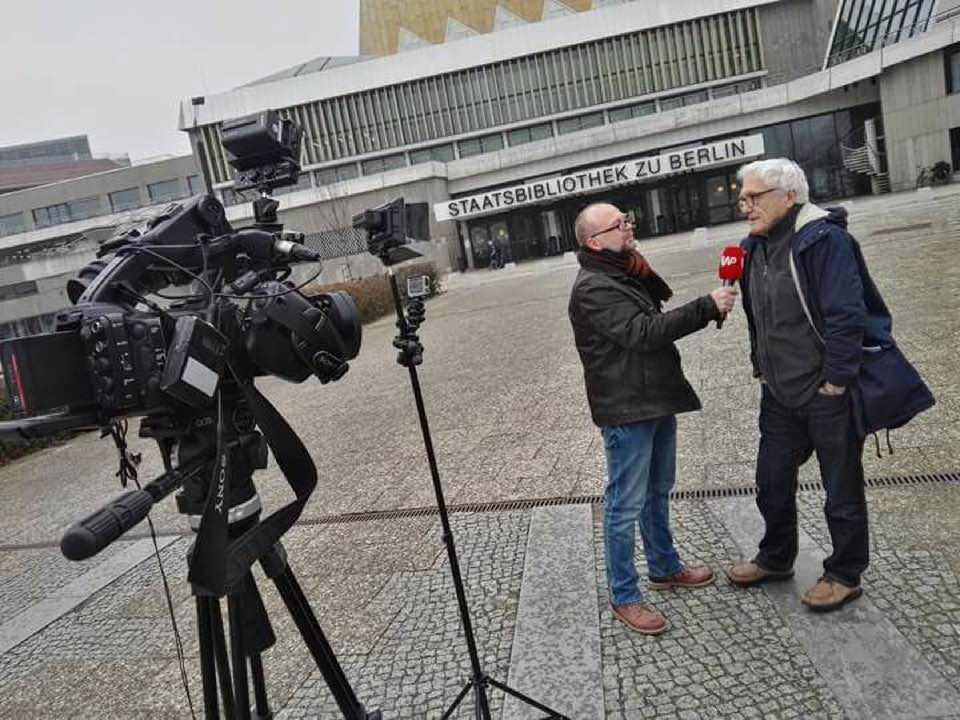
[575,203,634,253]
[575,203,616,246]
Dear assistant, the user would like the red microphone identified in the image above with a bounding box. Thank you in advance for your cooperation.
[716,246,744,328]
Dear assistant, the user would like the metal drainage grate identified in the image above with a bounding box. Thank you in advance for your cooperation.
[299,470,960,527]
[870,222,933,236]
[3,472,958,553]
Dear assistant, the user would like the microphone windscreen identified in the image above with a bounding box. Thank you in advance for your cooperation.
[718,246,745,282]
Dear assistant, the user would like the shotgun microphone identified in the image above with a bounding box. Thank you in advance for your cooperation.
[716,246,745,329]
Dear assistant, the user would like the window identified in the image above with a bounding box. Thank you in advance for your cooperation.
[410,144,456,165]
[556,112,604,135]
[659,96,684,111]
[828,0,937,66]
[187,175,204,194]
[221,188,250,207]
[682,91,709,106]
[457,133,504,158]
[0,212,25,238]
[507,123,553,146]
[761,122,795,159]
[946,44,960,95]
[32,197,101,228]
[0,280,38,301]
[361,153,407,175]
[270,173,312,195]
[109,188,141,213]
[951,127,960,176]
[147,179,184,203]
[608,102,656,123]
[711,83,740,99]
[314,164,360,186]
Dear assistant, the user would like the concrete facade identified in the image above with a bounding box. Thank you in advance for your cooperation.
[0,155,200,238]
[443,83,880,195]
[758,0,841,84]
[880,47,960,191]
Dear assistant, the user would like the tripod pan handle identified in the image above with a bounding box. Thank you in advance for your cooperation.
[61,490,154,561]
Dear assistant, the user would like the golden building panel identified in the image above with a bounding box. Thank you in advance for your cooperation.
[360,0,610,55]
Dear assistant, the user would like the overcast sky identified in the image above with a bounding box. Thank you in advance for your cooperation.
[2,1,360,162]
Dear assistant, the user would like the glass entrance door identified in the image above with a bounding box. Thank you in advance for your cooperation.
[666,183,705,232]
[490,220,511,262]
[469,225,491,267]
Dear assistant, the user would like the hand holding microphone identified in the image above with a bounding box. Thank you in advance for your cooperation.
[714,246,744,328]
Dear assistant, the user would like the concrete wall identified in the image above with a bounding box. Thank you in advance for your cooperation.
[758,0,840,84]
[880,49,960,191]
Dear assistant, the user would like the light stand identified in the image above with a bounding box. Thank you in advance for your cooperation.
[383,264,567,720]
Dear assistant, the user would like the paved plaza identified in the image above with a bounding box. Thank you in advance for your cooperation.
[0,186,959,718]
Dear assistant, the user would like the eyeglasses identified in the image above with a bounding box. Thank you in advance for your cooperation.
[589,216,632,239]
[737,187,779,210]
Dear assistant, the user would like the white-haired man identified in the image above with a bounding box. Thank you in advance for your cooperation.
[725,158,875,611]
[568,202,738,634]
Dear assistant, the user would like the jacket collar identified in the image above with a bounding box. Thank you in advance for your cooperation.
[742,202,833,254]
[794,202,830,232]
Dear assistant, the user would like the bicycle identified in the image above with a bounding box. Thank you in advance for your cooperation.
[915,161,952,189]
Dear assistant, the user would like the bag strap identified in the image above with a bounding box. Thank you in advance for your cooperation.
[188,377,317,596]
[787,249,825,346]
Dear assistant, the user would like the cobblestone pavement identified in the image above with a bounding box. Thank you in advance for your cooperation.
[594,501,846,720]
[0,186,958,717]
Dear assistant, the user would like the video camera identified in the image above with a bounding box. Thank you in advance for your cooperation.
[0,110,361,441]
[352,198,430,265]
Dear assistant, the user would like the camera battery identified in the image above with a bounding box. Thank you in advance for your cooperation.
[160,317,228,408]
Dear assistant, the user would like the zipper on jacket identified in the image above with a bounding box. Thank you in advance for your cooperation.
[755,244,781,390]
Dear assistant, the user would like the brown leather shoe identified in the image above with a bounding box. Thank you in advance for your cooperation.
[724,560,795,587]
[648,565,715,590]
[611,603,668,635]
[801,576,863,612]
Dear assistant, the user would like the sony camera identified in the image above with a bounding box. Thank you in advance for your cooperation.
[0,112,361,440]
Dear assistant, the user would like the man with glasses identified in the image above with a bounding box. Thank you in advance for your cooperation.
[725,158,871,612]
[568,202,738,634]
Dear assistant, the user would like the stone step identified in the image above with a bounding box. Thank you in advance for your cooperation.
[504,504,604,719]
[711,497,960,720]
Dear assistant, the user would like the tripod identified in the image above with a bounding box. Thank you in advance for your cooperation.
[143,379,380,720]
[385,268,566,719]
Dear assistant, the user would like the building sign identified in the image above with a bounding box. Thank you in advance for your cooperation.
[434,134,764,222]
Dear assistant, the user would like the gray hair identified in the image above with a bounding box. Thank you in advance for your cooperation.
[737,158,809,204]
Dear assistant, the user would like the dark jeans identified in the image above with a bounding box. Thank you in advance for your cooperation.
[754,386,869,586]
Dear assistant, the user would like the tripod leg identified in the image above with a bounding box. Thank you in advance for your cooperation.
[249,655,272,719]
[209,598,238,719]
[475,679,491,720]
[197,597,221,720]
[441,681,472,720]
[227,595,252,720]
[271,565,371,720]
[486,677,569,719]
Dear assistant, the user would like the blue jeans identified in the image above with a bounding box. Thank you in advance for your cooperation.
[601,416,683,606]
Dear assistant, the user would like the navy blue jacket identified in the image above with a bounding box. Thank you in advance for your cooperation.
[740,204,934,434]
